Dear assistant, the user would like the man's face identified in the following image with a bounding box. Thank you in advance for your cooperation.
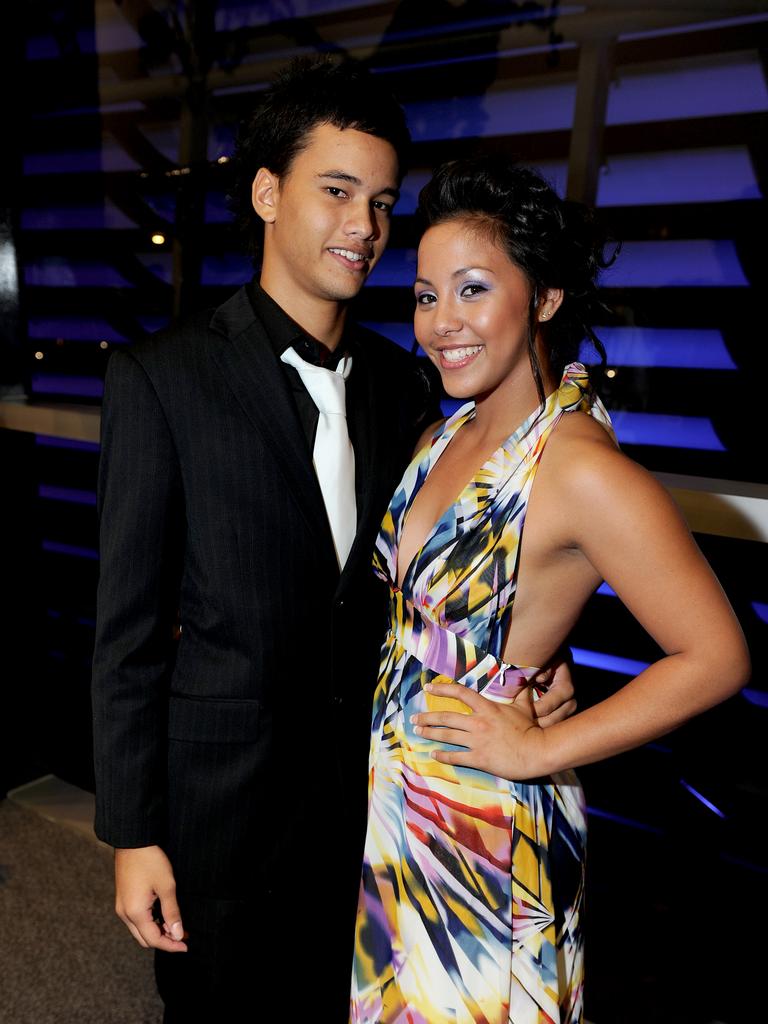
[255,123,400,312]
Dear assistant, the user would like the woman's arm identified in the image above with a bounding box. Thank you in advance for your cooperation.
[412,440,750,778]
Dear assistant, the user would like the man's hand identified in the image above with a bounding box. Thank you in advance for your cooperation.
[114,845,187,953]
[532,655,577,728]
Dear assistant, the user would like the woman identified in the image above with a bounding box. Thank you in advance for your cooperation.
[349,157,750,1023]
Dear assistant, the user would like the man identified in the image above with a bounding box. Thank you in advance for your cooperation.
[92,56,574,1020]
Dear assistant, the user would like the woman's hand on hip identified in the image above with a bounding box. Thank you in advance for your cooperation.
[411,682,552,780]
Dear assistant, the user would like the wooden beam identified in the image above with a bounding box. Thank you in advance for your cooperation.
[0,400,100,443]
[567,36,615,204]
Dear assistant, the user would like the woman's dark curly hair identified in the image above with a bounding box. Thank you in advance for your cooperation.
[417,156,618,404]
[230,55,411,263]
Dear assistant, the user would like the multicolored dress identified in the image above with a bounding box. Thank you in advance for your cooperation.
[350,364,614,1024]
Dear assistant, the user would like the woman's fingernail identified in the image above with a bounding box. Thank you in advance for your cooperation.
[414,726,422,735]
[409,715,417,724]
[170,922,184,941]
[424,684,433,692]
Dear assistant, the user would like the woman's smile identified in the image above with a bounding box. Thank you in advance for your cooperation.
[437,344,484,369]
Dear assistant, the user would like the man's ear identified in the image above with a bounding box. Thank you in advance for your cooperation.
[252,167,279,224]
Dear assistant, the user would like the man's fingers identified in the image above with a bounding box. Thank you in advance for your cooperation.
[133,911,188,952]
[536,698,578,729]
[157,888,185,943]
[534,687,567,718]
[534,675,575,717]
[121,916,150,949]
[113,846,186,952]
[123,903,188,953]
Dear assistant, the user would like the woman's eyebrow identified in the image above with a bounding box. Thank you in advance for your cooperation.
[453,266,495,277]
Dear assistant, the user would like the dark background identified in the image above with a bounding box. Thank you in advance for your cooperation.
[1,3,767,1021]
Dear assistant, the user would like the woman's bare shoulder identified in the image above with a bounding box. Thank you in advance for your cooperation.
[543,410,682,532]
[542,408,620,478]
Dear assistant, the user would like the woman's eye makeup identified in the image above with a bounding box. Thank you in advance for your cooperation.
[459,280,489,298]
[415,291,436,305]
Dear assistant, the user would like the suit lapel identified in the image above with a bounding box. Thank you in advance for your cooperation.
[209,288,338,565]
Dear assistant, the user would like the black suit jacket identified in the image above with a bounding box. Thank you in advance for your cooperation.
[92,285,438,904]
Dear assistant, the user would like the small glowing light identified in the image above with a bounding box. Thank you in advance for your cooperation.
[99,340,109,350]
[605,368,617,379]
[140,172,149,179]
[217,155,230,164]
[151,233,166,245]
[34,351,44,360]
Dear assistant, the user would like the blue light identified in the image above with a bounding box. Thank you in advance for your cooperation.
[35,436,99,452]
[404,57,768,142]
[441,399,467,419]
[586,805,663,835]
[24,146,140,175]
[399,147,760,215]
[366,249,417,288]
[606,55,768,125]
[596,582,617,597]
[601,240,749,288]
[571,648,651,676]
[742,689,768,709]
[622,12,768,42]
[134,253,253,287]
[360,322,416,352]
[205,193,233,225]
[201,254,252,286]
[38,485,97,506]
[22,202,135,231]
[581,328,737,370]
[680,779,727,819]
[42,540,99,561]
[609,411,726,451]
[32,375,104,398]
[752,602,768,624]
[595,147,761,207]
[719,853,768,876]
[406,82,575,141]
[25,260,132,288]
[28,317,132,343]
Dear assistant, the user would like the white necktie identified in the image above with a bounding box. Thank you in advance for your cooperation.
[281,346,357,568]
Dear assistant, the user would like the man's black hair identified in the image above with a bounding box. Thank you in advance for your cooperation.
[230,55,411,260]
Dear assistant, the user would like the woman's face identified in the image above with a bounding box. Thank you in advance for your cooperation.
[414,217,547,402]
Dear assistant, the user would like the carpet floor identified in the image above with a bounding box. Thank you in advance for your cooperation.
[0,798,162,1024]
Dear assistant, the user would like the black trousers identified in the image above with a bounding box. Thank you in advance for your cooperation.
[155,883,357,1023]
